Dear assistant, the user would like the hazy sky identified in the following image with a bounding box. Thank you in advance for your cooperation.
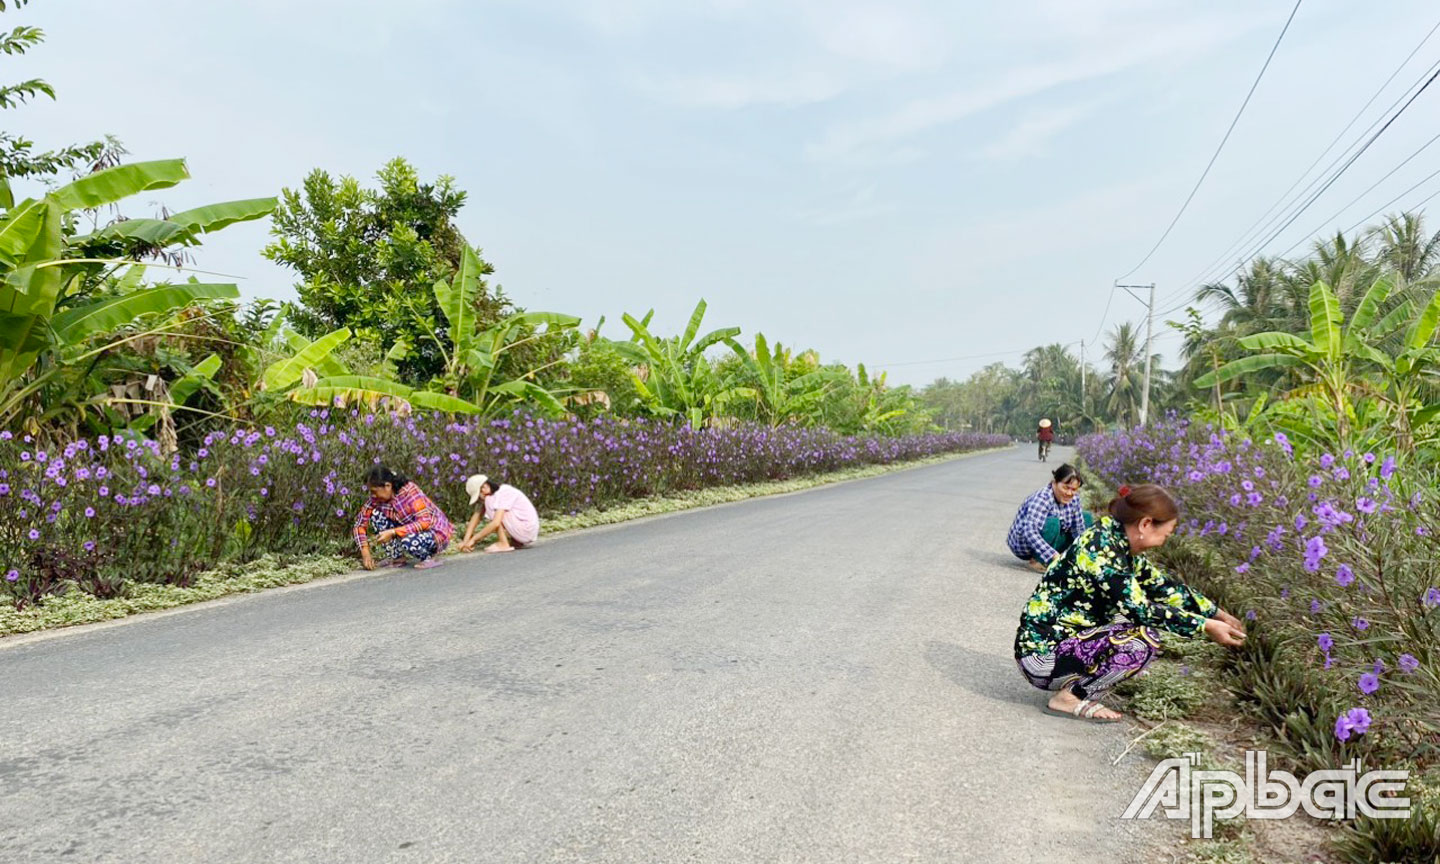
[12,0,1440,384]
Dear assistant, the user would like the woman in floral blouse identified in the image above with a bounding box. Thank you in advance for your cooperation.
[352,465,454,571]
[1014,483,1248,722]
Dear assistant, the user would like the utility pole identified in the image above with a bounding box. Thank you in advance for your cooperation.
[1115,282,1157,426]
[1079,339,1086,419]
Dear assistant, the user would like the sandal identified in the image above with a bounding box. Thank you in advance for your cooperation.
[413,558,444,570]
[1042,698,1123,724]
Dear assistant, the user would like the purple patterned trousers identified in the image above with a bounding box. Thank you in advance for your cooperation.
[1017,623,1161,699]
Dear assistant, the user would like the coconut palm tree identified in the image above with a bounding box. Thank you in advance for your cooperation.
[1372,212,1440,284]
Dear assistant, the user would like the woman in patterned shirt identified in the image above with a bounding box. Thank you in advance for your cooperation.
[1006,463,1094,572]
[352,465,454,571]
[1014,484,1247,723]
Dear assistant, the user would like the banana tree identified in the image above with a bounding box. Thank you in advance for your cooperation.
[609,298,745,427]
[0,159,275,434]
[1195,278,1394,446]
[410,247,580,416]
[724,333,839,427]
[260,324,480,414]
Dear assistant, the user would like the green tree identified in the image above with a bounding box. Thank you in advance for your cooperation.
[262,158,510,383]
[0,0,105,185]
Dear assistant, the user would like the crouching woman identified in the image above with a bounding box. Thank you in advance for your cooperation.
[352,465,454,570]
[1007,463,1094,572]
[1013,484,1247,723]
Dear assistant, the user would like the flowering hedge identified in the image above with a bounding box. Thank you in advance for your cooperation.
[1078,419,1440,782]
[0,412,1008,607]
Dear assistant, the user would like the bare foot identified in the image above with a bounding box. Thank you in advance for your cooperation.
[413,558,444,570]
[1047,689,1122,721]
[1027,559,1046,573]
[484,544,514,554]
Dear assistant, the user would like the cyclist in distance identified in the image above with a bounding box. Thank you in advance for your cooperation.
[1037,418,1055,461]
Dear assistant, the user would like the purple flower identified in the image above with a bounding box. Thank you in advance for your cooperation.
[27,529,39,540]
[1335,564,1355,587]
[1245,610,1257,621]
[84,507,96,518]
[1303,535,1328,571]
[1308,475,1323,488]
[99,485,109,497]
[1334,707,1372,741]
[1320,453,1335,468]
[1380,455,1397,479]
[4,569,17,582]
[1235,562,1250,574]
[1356,497,1377,514]
[1358,673,1380,695]
[83,541,96,552]
[1352,616,1370,631]
[1399,654,1420,674]
[1318,632,1334,652]
[205,478,217,488]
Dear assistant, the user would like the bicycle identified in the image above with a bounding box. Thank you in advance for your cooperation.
[1038,439,1051,461]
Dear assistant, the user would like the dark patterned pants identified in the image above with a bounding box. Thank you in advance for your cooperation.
[1017,623,1161,699]
[368,512,439,562]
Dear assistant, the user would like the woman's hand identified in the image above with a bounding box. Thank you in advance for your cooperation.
[459,538,476,552]
[360,546,376,571]
[376,529,396,544]
[1204,617,1247,648]
[1215,608,1244,629]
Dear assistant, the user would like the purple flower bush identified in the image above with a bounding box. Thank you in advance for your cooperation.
[1078,417,1439,769]
[0,414,1006,607]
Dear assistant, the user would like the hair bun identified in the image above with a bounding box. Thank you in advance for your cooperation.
[1117,484,1132,497]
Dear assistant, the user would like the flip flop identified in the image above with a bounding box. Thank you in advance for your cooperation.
[484,545,515,554]
[1042,698,1123,724]
[413,559,444,570]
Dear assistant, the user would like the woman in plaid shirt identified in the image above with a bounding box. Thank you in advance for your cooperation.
[1006,463,1093,572]
[352,465,454,570]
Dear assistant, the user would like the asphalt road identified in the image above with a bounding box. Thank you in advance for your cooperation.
[0,446,1167,863]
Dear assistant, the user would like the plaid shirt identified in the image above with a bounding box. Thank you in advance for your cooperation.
[353,482,453,551]
[1007,485,1087,564]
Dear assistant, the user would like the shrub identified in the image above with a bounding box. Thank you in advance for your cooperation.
[1,414,1008,605]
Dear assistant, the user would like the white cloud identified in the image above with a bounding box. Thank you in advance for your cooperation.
[806,5,1278,164]
[978,101,1101,162]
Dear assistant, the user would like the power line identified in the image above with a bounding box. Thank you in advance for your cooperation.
[1173,16,1440,298]
[1230,64,1440,264]
[1162,57,1440,318]
[1270,141,1440,261]
[1113,0,1304,283]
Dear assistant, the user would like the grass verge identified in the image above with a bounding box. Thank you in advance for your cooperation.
[0,446,1008,638]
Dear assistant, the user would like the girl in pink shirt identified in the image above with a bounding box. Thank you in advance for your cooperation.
[459,474,540,553]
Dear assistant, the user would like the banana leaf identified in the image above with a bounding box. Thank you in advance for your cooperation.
[51,283,240,342]
[262,328,352,391]
[50,160,189,212]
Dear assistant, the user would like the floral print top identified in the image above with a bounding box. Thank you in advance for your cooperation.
[1014,515,1217,658]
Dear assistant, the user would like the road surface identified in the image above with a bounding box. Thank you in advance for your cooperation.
[0,446,1168,863]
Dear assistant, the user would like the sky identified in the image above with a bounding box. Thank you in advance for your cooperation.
[10,0,1440,385]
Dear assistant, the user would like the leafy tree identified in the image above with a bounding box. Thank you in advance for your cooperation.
[0,0,105,186]
[262,158,511,383]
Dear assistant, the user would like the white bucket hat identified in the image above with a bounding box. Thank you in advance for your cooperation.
[466,474,488,506]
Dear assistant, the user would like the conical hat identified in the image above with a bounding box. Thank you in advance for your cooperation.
[1038,418,1052,428]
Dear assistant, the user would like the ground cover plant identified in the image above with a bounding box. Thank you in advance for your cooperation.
[0,411,1007,609]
